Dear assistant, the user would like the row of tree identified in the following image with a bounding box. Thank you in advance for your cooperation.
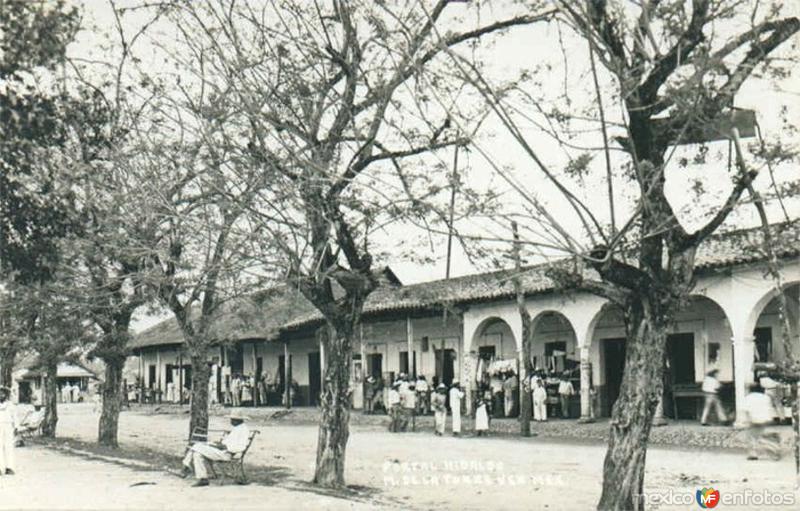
[1,2,798,509]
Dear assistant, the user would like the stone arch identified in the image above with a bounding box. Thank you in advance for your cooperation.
[469,316,519,363]
[527,310,578,373]
[743,280,800,364]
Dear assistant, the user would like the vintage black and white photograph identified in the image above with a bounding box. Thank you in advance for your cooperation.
[1,1,799,510]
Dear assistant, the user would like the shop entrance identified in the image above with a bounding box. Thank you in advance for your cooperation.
[366,353,383,380]
[308,352,321,406]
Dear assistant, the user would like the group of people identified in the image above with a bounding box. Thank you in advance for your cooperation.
[699,368,786,461]
[478,369,576,423]
[59,383,82,403]
[383,376,475,437]
[213,372,299,408]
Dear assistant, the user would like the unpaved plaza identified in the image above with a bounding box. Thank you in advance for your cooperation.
[0,404,796,510]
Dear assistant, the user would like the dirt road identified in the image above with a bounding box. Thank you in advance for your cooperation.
[5,404,798,510]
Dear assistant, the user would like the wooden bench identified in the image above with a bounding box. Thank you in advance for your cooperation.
[188,427,260,484]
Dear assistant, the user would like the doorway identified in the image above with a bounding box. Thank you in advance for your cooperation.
[666,332,695,418]
[603,338,626,416]
[366,353,383,380]
[435,348,456,386]
[308,352,321,406]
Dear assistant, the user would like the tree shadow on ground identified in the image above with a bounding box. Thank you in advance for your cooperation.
[35,437,395,505]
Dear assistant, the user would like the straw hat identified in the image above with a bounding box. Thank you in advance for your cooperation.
[229,411,248,421]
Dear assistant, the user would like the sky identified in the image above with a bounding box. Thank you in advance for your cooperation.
[64,0,800,333]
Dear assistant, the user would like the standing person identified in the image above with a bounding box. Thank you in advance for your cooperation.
[532,378,548,422]
[241,376,253,407]
[231,375,241,407]
[758,371,785,423]
[475,397,489,436]
[741,385,781,461]
[401,383,416,432]
[700,369,728,425]
[448,381,465,436]
[432,384,447,436]
[0,387,17,475]
[558,372,575,419]
[490,372,504,418]
[503,372,518,418]
[364,376,375,414]
[415,375,429,415]
[387,382,401,432]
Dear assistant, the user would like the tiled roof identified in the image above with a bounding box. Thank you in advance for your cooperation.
[131,220,800,350]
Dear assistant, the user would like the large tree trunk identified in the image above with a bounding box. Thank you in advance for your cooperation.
[597,299,669,511]
[187,353,210,440]
[313,323,352,488]
[0,342,17,387]
[41,359,59,438]
[98,356,125,447]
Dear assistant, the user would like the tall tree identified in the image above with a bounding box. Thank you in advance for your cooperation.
[0,0,80,383]
[168,0,550,487]
[438,1,799,509]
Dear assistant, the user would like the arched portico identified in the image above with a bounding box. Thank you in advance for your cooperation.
[466,315,519,415]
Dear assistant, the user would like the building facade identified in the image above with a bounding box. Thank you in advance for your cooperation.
[130,222,800,422]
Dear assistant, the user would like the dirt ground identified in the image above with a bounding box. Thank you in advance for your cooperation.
[4,403,800,510]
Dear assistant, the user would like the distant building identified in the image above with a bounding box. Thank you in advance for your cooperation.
[13,361,99,404]
[130,221,800,421]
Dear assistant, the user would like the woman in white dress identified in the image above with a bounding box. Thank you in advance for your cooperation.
[475,398,489,436]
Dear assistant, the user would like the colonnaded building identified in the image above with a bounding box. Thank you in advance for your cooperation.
[131,221,800,422]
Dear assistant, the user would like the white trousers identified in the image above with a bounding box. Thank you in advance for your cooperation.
[533,400,547,421]
[182,443,231,480]
[451,406,462,433]
[0,424,15,472]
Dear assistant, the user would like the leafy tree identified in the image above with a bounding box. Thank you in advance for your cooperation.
[0,0,81,384]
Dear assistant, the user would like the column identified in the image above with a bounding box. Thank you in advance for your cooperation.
[578,345,594,423]
[284,342,291,410]
[733,334,755,425]
[406,317,414,377]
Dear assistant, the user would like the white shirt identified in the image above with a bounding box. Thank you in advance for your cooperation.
[0,401,17,427]
[701,376,721,394]
[759,376,779,390]
[415,380,428,392]
[387,389,401,406]
[448,387,464,403]
[222,423,251,454]
[743,392,775,424]
[558,380,574,396]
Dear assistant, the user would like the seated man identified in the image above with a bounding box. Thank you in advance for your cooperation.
[182,412,250,487]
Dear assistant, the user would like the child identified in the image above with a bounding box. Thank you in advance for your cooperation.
[475,398,489,436]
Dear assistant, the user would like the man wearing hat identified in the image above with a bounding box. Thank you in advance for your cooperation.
[387,381,402,432]
[0,386,17,475]
[182,411,251,486]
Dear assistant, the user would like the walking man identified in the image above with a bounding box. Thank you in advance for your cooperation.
[741,385,781,461]
[0,387,17,475]
[700,369,728,425]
